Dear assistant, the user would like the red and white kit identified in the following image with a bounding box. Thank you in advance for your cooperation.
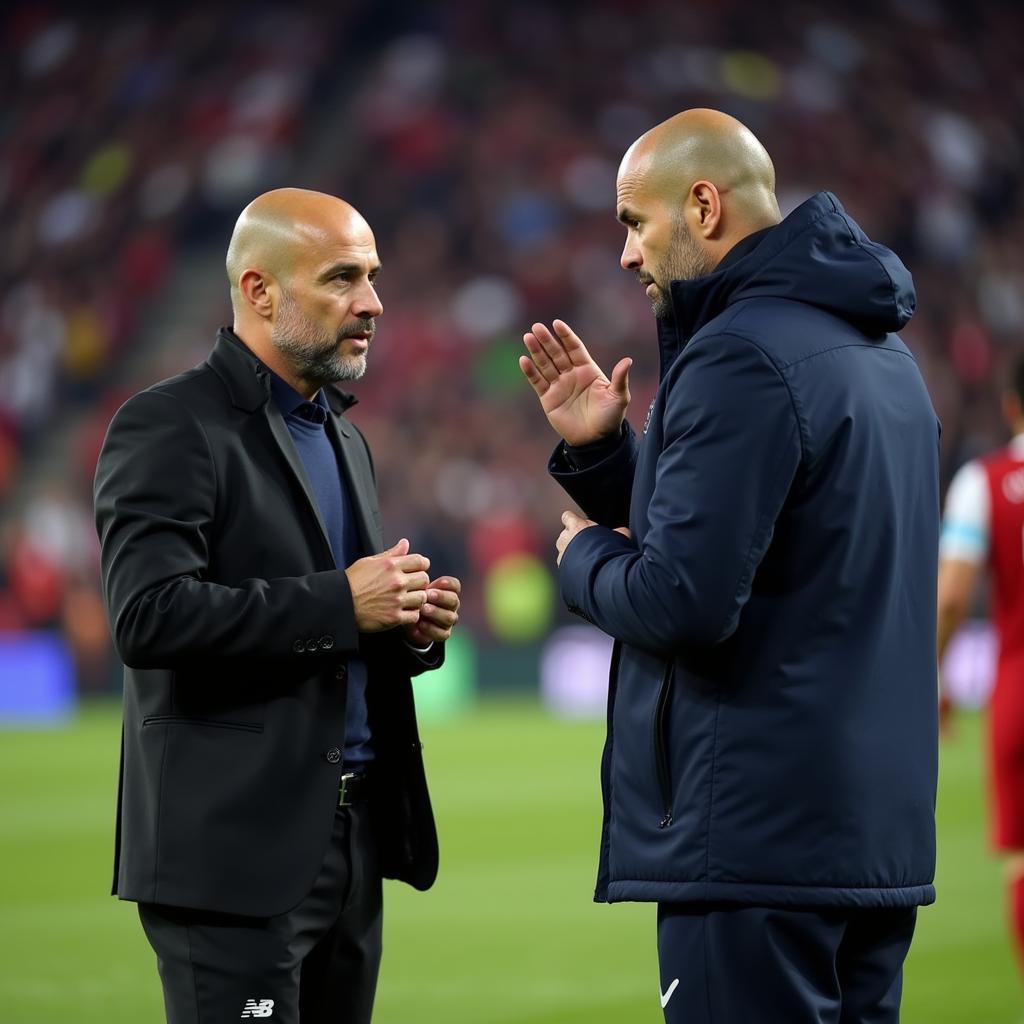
[943,435,1024,849]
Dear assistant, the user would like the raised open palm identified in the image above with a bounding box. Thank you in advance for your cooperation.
[519,319,631,446]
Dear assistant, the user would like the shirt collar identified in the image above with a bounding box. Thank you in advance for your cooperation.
[267,367,329,424]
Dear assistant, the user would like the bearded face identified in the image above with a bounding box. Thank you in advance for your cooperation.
[639,216,717,320]
[271,287,374,385]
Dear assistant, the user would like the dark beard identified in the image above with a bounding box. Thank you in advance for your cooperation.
[645,218,716,320]
[272,292,374,387]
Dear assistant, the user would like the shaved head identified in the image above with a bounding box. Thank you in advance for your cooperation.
[616,109,781,318]
[619,108,779,226]
[226,188,371,310]
[226,188,384,397]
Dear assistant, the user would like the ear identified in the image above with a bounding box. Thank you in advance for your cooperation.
[689,180,723,239]
[238,268,276,320]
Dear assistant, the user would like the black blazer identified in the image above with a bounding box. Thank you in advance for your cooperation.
[94,328,440,916]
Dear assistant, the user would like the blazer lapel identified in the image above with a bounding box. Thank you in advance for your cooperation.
[206,328,379,561]
[263,402,335,563]
[326,414,383,556]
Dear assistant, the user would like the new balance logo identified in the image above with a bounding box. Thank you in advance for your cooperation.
[241,999,274,1019]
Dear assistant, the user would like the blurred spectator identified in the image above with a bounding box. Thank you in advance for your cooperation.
[2,0,1023,688]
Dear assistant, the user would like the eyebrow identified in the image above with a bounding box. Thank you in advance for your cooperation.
[319,261,383,282]
[617,208,638,226]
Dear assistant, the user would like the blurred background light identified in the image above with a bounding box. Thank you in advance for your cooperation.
[0,630,76,725]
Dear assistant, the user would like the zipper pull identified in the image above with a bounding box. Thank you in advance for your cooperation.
[658,813,673,829]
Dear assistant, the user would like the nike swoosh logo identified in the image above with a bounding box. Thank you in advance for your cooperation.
[660,978,679,1009]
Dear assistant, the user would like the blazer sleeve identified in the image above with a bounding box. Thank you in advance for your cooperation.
[557,334,802,655]
[547,422,639,526]
[94,388,361,668]
[362,628,445,677]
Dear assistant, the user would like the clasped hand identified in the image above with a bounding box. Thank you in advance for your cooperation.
[345,538,460,644]
[556,511,631,566]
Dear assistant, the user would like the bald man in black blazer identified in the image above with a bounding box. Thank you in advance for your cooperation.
[95,189,460,1024]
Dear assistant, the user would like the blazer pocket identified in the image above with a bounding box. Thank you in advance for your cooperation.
[141,715,263,734]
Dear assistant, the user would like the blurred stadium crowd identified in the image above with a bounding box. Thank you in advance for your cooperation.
[1,1,1022,692]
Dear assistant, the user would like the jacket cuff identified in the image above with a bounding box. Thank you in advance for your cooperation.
[548,421,637,522]
[556,423,629,471]
[405,638,445,676]
[558,525,634,624]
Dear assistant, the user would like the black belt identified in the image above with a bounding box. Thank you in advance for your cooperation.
[338,771,371,807]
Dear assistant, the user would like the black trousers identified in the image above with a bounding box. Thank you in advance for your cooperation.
[657,902,918,1024]
[139,801,382,1024]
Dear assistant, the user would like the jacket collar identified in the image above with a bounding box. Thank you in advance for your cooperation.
[655,192,841,378]
[654,227,774,380]
[208,327,359,415]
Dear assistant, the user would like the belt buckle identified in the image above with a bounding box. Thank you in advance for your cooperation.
[338,771,357,807]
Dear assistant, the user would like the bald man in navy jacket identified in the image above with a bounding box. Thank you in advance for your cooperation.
[522,109,939,1024]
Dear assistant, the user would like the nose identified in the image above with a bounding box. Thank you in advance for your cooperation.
[621,237,642,272]
[354,282,384,319]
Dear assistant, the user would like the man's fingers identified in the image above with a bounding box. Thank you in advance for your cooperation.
[551,319,593,367]
[415,621,453,642]
[531,322,572,372]
[555,531,567,566]
[421,605,459,628]
[386,537,411,556]
[400,589,429,610]
[404,571,431,592]
[609,357,632,398]
[426,589,459,610]
[519,354,550,395]
[393,554,430,573]
[429,576,462,594]
[523,332,560,383]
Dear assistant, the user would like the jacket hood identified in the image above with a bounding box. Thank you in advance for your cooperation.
[664,192,916,352]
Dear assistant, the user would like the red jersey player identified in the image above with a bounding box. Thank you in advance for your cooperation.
[938,356,1024,976]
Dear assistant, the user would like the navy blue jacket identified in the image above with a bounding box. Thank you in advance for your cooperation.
[553,192,939,908]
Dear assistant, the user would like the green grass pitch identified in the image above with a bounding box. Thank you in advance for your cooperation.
[0,698,1018,1022]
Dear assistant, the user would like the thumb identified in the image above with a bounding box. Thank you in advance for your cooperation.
[387,538,411,556]
[609,357,632,399]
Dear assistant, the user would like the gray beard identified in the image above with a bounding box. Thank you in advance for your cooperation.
[648,219,717,320]
[272,293,370,387]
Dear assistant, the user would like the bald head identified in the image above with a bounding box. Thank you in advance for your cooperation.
[226,188,371,311]
[620,109,780,230]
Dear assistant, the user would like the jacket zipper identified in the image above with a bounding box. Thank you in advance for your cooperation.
[654,664,674,828]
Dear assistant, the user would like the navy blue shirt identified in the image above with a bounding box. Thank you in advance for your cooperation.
[268,371,372,766]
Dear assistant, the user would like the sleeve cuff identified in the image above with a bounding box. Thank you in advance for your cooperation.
[403,638,435,654]
[561,423,628,471]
